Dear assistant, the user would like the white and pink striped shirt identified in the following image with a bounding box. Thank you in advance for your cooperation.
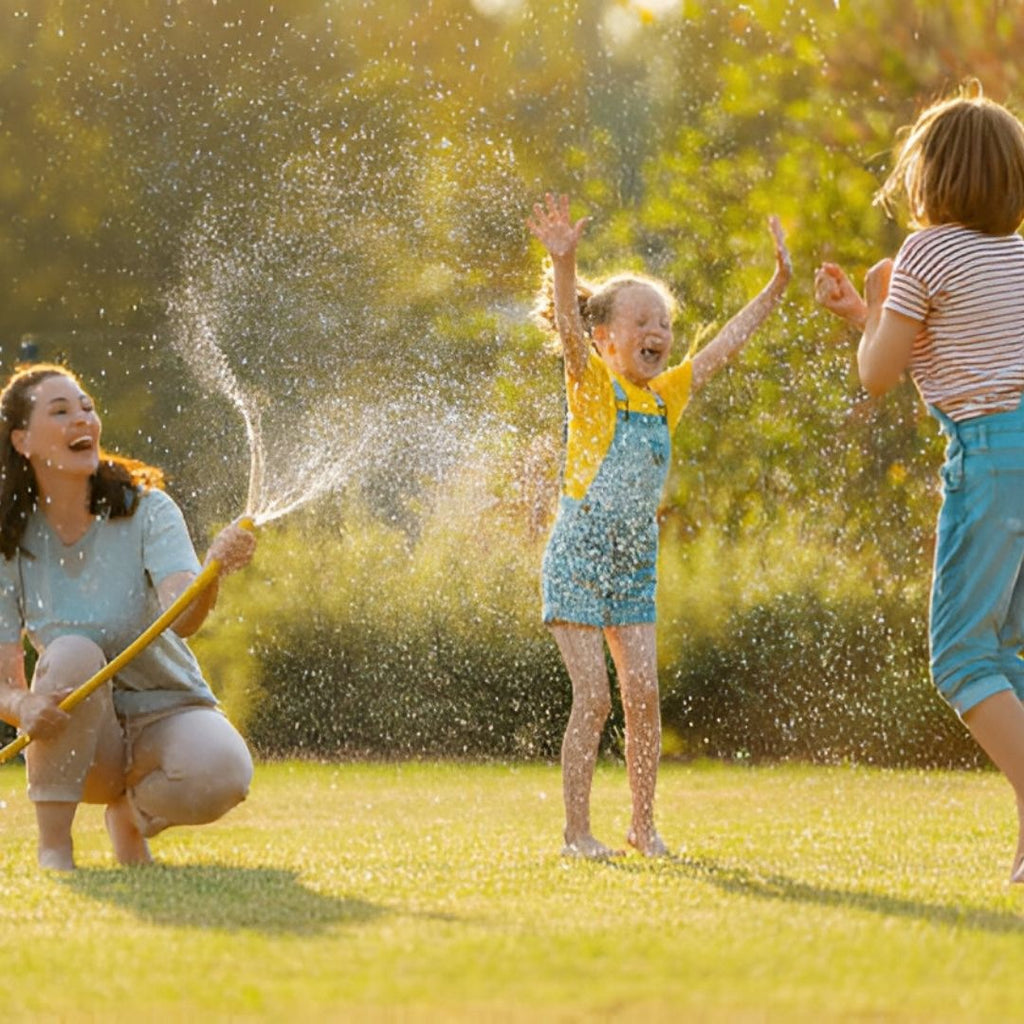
[885,223,1024,421]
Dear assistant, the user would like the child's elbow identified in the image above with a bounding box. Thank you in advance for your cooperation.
[857,312,917,399]
[857,361,899,397]
[862,379,892,398]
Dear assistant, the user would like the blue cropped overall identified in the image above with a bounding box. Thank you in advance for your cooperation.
[929,398,1024,715]
[542,379,671,626]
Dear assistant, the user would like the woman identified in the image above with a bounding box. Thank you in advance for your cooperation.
[0,363,256,870]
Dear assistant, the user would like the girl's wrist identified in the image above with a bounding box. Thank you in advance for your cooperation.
[846,299,869,330]
[548,250,576,266]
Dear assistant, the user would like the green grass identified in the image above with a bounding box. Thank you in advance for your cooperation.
[1,759,1022,1021]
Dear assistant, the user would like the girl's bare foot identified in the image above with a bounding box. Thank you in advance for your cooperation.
[562,833,623,860]
[627,828,669,858]
[105,797,153,866]
[1010,855,1024,884]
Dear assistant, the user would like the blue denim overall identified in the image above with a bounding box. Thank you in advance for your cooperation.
[542,379,671,626]
[928,397,1024,715]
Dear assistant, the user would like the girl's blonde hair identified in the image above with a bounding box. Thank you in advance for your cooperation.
[531,263,677,353]
[876,80,1024,235]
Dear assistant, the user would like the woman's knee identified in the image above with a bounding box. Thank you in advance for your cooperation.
[32,635,106,695]
[180,742,252,820]
[204,726,254,807]
[132,709,253,825]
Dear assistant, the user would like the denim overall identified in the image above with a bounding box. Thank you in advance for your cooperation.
[928,397,1024,715]
[542,379,671,626]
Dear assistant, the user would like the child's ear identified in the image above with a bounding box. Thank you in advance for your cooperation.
[10,429,27,457]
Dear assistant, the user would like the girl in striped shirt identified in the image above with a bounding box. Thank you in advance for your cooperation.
[815,82,1024,883]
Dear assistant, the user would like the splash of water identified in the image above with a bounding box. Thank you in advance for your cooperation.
[164,135,528,536]
[167,280,380,527]
[167,283,265,518]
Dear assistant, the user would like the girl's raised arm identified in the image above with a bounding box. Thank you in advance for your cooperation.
[855,258,919,397]
[526,193,591,381]
[691,216,791,394]
[814,257,918,396]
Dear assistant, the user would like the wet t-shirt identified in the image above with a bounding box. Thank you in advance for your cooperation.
[885,223,1024,421]
[0,488,217,715]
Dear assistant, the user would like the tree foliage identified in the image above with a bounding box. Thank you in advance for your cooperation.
[3,0,1023,761]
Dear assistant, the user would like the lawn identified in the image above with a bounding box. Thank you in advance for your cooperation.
[1,758,1022,1021]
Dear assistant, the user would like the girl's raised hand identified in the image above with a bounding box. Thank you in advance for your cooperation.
[767,215,792,295]
[814,261,868,328]
[526,193,589,260]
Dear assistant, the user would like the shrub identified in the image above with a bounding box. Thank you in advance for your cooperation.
[657,522,982,768]
[660,590,981,768]
[194,496,584,760]
[191,497,981,770]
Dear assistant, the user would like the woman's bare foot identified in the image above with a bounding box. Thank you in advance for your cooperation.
[38,842,75,871]
[35,801,76,870]
[562,833,623,860]
[1011,855,1024,884]
[627,827,669,858]
[105,797,153,866]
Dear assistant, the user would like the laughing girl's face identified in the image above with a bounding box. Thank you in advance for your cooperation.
[594,283,674,386]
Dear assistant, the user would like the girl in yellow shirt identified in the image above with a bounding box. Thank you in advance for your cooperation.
[528,194,790,858]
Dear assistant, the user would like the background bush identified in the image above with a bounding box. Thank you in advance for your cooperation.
[192,493,981,769]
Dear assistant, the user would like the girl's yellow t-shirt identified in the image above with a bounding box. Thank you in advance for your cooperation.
[562,349,693,500]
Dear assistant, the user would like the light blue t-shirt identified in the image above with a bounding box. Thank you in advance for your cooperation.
[0,488,217,715]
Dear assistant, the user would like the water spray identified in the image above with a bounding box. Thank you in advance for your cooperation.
[0,224,420,766]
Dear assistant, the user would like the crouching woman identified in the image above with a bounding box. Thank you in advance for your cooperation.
[0,363,255,869]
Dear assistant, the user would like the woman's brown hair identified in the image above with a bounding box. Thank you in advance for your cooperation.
[0,364,164,559]
[876,80,1024,235]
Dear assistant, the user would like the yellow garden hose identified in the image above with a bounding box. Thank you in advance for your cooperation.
[0,517,254,766]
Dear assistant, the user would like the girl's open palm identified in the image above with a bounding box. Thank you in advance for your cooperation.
[526,193,588,259]
[767,215,792,297]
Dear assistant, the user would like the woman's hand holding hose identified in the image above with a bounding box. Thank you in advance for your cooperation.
[204,516,257,577]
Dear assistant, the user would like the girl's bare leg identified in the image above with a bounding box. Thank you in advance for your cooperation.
[549,622,617,857]
[962,690,1024,881]
[606,623,667,857]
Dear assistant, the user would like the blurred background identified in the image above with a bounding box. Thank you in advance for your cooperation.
[3,0,1021,766]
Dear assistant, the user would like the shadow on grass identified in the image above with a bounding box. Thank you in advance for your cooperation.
[601,855,1024,934]
[58,863,385,935]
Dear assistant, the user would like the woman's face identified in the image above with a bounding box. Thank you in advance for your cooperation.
[11,374,102,480]
[594,284,674,386]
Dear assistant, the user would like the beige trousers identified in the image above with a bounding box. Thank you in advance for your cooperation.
[25,635,253,837]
